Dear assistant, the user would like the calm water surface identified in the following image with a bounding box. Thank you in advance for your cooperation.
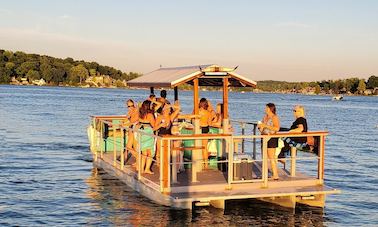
[0,85,377,226]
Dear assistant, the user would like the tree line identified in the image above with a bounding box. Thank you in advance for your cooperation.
[0,49,141,85]
[256,76,378,95]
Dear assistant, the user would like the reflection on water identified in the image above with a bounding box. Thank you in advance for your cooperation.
[85,168,326,226]
[1,85,377,226]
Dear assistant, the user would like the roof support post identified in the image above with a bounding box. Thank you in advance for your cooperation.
[222,77,230,134]
[193,79,199,114]
[174,87,178,101]
[192,78,201,181]
[222,77,229,119]
[150,87,154,95]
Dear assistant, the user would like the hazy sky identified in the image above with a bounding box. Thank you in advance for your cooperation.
[0,0,377,81]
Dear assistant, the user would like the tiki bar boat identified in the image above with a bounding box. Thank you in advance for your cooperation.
[87,64,340,209]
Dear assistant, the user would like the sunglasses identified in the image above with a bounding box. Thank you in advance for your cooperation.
[128,105,133,108]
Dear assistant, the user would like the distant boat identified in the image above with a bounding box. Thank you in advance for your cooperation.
[241,91,245,94]
[332,95,343,101]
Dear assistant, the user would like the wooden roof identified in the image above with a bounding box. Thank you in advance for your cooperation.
[127,64,257,88]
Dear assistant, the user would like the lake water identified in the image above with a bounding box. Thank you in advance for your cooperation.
[0,85,377,226]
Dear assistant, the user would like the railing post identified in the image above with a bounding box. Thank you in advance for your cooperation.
[241,123,245,153]
[253,124,257,160]
[120,127,125,170]
[138,132,142,180]
[100,121,104,159]
[318,135,325,184]
[167,140,171,191]
[227,136,234,189]
[172,140,178,184]
[159,138,164,192]
[162,139,170,193]
[262,136,268,188]
[113,124,117,167]
[290,147,297,177]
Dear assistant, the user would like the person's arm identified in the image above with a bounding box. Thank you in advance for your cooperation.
[258,115,267,132]
[289,124,304,133]
[207,110,213,126]
[208,101,216,120]
[271,116,280,132]
[151,100,163,112]
[169,104,181,122]
[210,113,222,128]
[125,109,132,120]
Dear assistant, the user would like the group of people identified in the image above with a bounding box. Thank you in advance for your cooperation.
[258,103,308,180]
[121,90,308,179]
[121,91,227,174]
[122,90,181,174]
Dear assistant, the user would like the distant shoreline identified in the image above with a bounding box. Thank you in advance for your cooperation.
[2,83,377,97]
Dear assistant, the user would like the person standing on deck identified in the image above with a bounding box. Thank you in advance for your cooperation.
[159,89,169,104]
[258,103,281,180]
[199,98,212,169]
[155,90,169,114]
[121,99,139,163]
[137,100,160,174]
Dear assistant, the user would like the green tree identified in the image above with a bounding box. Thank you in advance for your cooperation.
[314,85,321,94]
[3,50,14,61]
[357,79,366,94]
[366,75,378,89]
[89,68,97,77]
[5,62,15,71]
[16,61,38,77]
[40,63,53,82]
[0,67,11,83]
[69,64,89,84]
[51,67,66,84]
[26,69,41,80]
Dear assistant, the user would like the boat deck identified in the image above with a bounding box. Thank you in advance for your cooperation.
[99,152,339,209]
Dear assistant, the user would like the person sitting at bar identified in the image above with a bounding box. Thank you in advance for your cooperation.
[258,103,281,180]
[199,98,212,168]
[280,105,309,154]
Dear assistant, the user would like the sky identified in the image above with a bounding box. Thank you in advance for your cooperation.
[0,0,377,81]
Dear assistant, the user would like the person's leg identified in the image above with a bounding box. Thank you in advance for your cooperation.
[173,140,184,172]
[268,148,279,179]
[141,150,146,174]
[144,149,154,174]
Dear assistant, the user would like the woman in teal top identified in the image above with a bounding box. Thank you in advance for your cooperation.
[137,100,158,174]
